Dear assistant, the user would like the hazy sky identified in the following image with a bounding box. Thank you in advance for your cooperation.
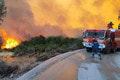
[1,0,120,40]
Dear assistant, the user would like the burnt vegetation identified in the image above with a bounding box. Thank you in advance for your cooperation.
[0,62,18,78]
[12,36,84,61]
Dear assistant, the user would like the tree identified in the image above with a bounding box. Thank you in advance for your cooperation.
[0,0,6,25]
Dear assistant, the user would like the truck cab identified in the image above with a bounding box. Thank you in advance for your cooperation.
[82,30,106,52]
[82,29,120,54]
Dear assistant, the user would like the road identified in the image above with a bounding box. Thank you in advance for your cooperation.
[17,49,120,80]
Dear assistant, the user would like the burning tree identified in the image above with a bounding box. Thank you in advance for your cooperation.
[0,0,6,25]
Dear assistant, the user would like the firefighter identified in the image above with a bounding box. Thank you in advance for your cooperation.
[107,22,114,29]
[92,37,102,60]
[118,24,120,29]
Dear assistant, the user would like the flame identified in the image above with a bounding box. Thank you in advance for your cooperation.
[2,56,13,62]
[0,29,20,49]
[2,38,20,49]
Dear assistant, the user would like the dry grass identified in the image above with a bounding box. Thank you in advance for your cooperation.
[0,52,38,78]
[12,56,37,70]
[0,52,14,57]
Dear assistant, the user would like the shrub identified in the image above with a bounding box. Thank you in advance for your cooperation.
[13,36,84,61]
[29,36,46,45]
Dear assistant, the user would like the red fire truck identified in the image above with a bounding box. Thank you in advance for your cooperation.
[82,29,120,54]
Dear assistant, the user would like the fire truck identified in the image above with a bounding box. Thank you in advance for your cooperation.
[82,29,120,54]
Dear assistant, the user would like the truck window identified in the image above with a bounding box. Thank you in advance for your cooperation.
[84,32,104,38]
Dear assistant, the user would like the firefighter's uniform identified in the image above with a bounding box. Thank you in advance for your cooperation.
[107,22,114,29]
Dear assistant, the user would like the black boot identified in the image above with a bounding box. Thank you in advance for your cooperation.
[92,53,94,58]
[99,54,102,60]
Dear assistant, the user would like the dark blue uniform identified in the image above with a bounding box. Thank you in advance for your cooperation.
[92,40,99,53]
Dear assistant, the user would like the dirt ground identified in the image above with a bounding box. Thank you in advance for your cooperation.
[0,52,40,80]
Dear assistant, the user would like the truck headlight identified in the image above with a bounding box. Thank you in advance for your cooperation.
[82,42,92,48]
[99,44,105,48]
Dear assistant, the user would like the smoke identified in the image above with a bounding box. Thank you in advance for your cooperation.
[1,0,120,41]
[1,0,37,41]
[28,0,120,28]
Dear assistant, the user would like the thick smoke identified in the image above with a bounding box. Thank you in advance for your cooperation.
[1,0,65,41]
[1,0,38,41]
[1,0,120,41]
[28,0,120,28]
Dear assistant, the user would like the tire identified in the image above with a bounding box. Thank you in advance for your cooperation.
[86,48,92,52]
[117,48,120,51]
[103,44,111,54]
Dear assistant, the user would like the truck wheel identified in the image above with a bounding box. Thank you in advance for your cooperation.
[103,44,111,54]
[86,48,92,52]
[117,48,120,51]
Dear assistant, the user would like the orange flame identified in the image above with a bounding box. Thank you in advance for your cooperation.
[2,56,13,62]
[0,29,20,49]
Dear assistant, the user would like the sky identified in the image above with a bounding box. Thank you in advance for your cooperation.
[1,0,120,41]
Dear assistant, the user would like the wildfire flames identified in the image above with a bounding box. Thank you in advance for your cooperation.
[2,38,20,49]
[0,29,20,49]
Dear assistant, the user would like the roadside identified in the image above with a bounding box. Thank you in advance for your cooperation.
[0,49,84,80]
[17,49,85,80]
[17,49,120,80]
[0,53,39,80]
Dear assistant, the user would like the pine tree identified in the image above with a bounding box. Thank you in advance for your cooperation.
[0,0,6,25]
